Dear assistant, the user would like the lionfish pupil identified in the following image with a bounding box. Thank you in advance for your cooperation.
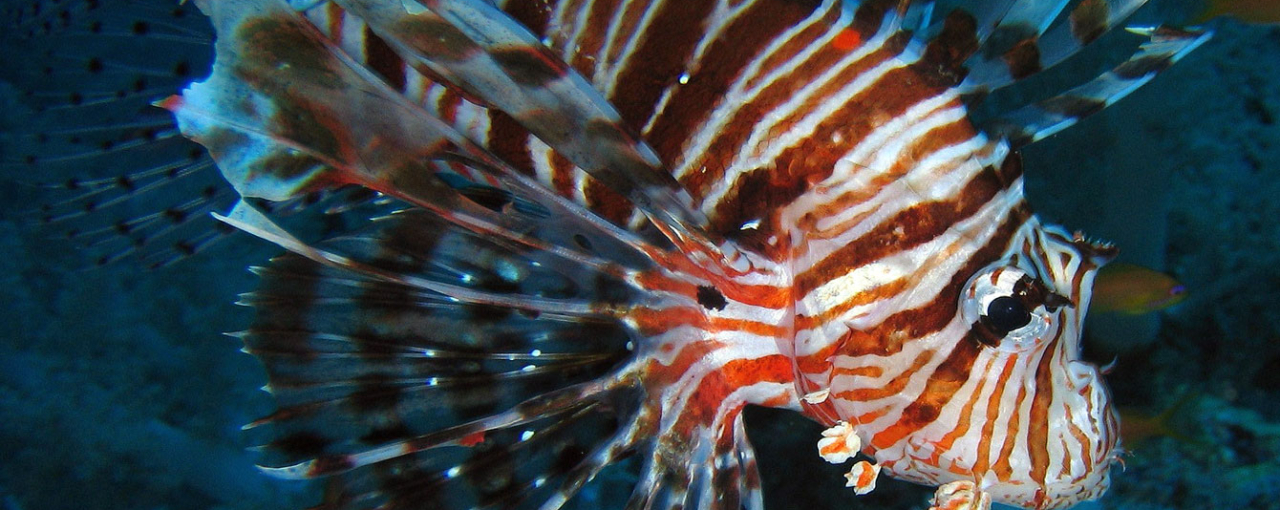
[985,295,1031,334]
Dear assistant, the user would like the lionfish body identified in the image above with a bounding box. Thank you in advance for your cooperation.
[5,0,1210,508]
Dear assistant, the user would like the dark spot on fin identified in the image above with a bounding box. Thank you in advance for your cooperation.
[696,285,727,311]
[272,431,331,459]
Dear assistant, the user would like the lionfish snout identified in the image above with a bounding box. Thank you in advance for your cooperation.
[861,223,1121,509]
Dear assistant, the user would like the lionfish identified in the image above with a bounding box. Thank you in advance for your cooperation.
[3,0,1210,508]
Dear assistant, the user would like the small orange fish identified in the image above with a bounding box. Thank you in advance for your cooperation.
[1091,263,1188,314]
[1196,0,1280,24]
[1119,392,1198,446]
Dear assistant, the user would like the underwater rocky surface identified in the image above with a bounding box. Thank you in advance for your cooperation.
[1,2,1278,510]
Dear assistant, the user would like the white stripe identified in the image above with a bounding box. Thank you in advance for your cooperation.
[789,140,995,275]
[698,42,905,214]
[598,0,667,94]
[791,182,1027,361]
[640,0,762,134]
[805,131,986,240]
[669,0,842,178]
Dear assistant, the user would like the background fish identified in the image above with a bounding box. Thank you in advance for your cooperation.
[1090,262,1187,314]
[5,0,1274,510]
[1195,0,1280,24]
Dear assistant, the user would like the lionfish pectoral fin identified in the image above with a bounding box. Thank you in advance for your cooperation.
[225,182,669,509]
[226,201,769,510]
[256,377,646,510]
[623,404,765,510]
[171,0,684,266]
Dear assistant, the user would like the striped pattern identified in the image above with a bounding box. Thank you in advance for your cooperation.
[148,0,1207,509]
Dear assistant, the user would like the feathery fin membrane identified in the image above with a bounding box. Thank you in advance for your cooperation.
[0,0,235,267]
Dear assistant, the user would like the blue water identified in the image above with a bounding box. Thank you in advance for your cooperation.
[1,1,1278,509]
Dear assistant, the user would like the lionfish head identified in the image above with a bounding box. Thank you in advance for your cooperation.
[875,222,1121,509]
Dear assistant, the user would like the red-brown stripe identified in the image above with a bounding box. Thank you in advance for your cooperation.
[485,110,536,176]
[646,0,825,169]
[608,0,715,130]
[795,114,978,242]
[1028,335,1059,490]
[707,34,927,236]
[795,163,1012,296]
[821,205,1028,360]
[992,372,1030,481]
[363,26,407,91]
[970,355,1017,478]
[871,331,981,449]
[568,0,622,73]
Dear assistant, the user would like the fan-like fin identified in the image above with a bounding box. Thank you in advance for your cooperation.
[224,190,780,510]
[1,0,237,267]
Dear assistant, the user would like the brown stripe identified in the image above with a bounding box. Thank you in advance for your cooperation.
[1113,53,1179,80]
[832,349,931,402]
[325,2,345,43]
[490,45,571,87]
[550,150,577,197]
[870,332,981,449]
[437,87,461,125]
[608,0,716,130]
[743,1,841,93]
[851,0,899,33]
[795,115,978,240]
[503,0,554,37]
[363,26,407,91]
[602,0,654,67]
[970,355,1016,478]
[1066,401,1094,475]
[828,203,1029,359]
[923,355,989,469]
[793,277,909,330]
[583,176,635,226]
[917,10,980,87]
[707,34,922,237]
[795,163,1012,296]
[1070,0,1110,45]
[1002,37,1042,81]
[992,370,1029,481]
[1027,335,1059,491]
[754,31,913,153]
[647,0,829,182]
[1040,94,1105,119]
[486,110,535,176]
[568,0,622,73]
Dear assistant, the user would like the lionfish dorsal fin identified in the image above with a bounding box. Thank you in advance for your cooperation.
[957,0,1152,94]
[906,0,1212,148]
[330,0,711,237]
[980,25,1210,147]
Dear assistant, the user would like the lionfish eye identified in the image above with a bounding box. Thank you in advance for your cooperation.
[961,264,1055,351]
[985,295,1031,335]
